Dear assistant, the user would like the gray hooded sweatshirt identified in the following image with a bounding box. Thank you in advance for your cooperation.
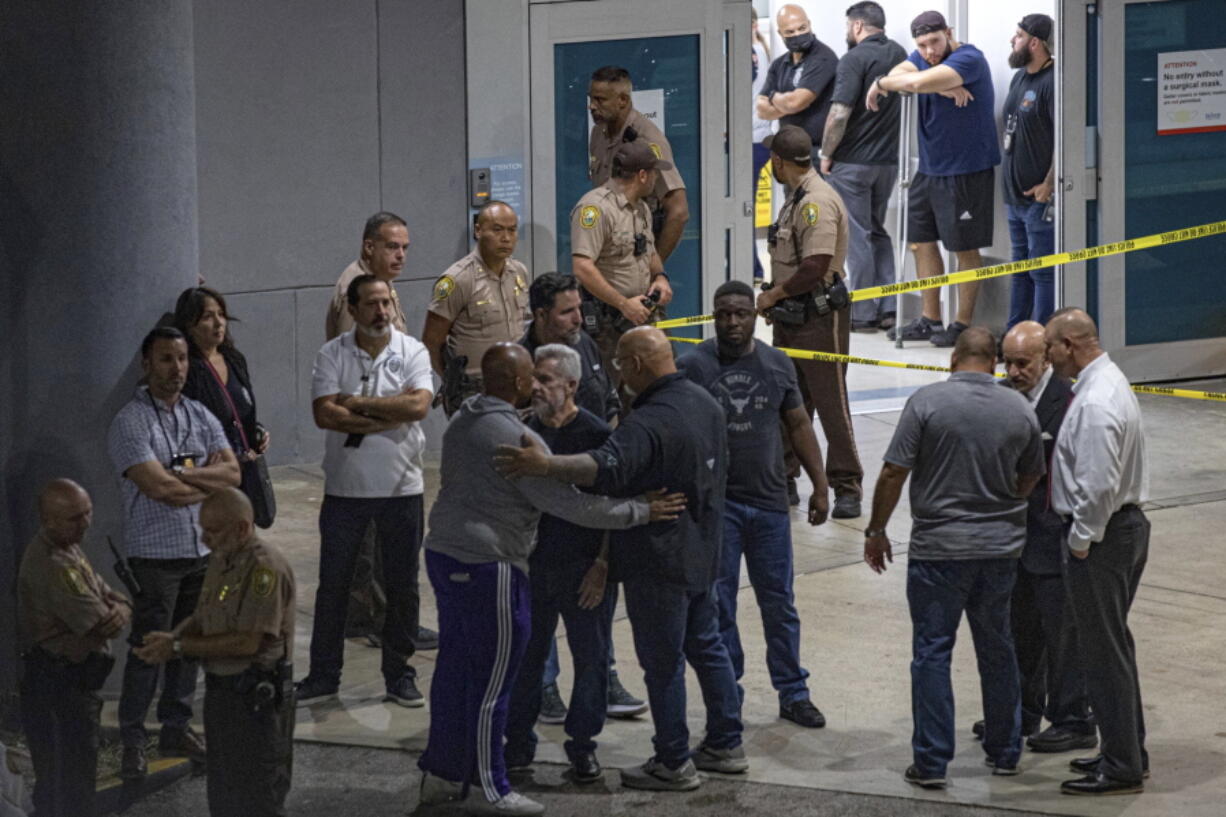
[424,394,649,574]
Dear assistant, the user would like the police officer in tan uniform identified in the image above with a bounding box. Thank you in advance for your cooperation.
[326,211,410,340]
[19,479,131,817]
[571,141,675,387]
[136,488,296,817]
[755,125,864,519]
[422,200,530,416]
[588,66,689,261]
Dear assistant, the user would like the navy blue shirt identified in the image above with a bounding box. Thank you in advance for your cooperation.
[679,340,802,513]
[527,408,612,567]
[907,44,1000,176]
[590,373,728,590]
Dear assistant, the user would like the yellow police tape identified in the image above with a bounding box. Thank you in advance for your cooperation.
[653,218,1226,328]
[666,336,1226,402]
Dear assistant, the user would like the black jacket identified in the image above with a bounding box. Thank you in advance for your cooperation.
[520,323,620,422]
[590,373,728,590]
[182,345,260,455]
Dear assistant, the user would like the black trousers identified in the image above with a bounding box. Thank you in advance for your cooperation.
[204,675,294,817]
[344,522,387,638]
[1065,506,1150,783]
[20,651,102,817]
[1010,565,1091,732]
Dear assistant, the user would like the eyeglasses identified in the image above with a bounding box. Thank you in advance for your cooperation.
[612,354,637,372]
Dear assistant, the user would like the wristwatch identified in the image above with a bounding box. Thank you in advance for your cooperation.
[172,638,183,657]
[864,527,887,538]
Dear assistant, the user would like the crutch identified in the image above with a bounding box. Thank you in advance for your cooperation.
[893,92,914,349]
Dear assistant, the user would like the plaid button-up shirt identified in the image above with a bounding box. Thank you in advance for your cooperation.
[107,386,231,559]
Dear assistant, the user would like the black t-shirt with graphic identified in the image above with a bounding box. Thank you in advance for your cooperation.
[1002,63,1054,206]
[679,339,802,513]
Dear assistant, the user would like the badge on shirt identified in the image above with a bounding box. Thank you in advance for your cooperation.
[514,273,527,293]
[252,567,276,598]
[648,143,662,159]
[387,355,403,375]
[801,203,820,226]
[579,205,601,229]
[433,276,456,301]
[62,566,89,597]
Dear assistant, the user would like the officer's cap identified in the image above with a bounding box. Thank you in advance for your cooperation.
[763,126,813,164]
[612,141,674,175]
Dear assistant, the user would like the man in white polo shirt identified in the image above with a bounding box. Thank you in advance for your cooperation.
[296,274,436,707]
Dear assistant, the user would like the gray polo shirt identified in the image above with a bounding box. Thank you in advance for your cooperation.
[884,372,1044,560]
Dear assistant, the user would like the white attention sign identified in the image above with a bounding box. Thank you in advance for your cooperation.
[1158,48,1226,135]
[631,88,665,132]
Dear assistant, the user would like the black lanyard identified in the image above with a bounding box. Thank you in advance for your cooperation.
[147,389,192,455]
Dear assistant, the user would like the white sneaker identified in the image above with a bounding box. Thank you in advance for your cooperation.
[463,790,545,815]
[419,771,464,806]
[620,757,702,791]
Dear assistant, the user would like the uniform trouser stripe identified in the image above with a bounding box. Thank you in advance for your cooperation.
[476,562,512,802]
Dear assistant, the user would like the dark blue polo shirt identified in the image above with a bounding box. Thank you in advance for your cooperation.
[907,44,1000,176]
[589,373,728,591]
[527,408,612,567]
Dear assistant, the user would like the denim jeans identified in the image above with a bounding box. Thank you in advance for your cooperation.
[542,583,619,687]
[623,576,743,769]
[506,560,615,759]
[119,556,207,747]
[907,558,1022,776]
[1005,201,1055,330]
[716,499,810,705]
[309,495,421,686]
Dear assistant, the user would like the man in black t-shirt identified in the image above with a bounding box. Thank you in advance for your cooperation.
[756,4,839,157]
[1002,14,1056,331]
[819,2,909,332]
[503,343,620,784]
[678,281,831,729]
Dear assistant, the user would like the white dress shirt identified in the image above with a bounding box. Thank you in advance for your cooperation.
[1050,353,1149,553]
[1023,365,1053,407]
[311,328,435,498]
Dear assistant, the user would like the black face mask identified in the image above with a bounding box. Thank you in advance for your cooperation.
[784,32,816,53]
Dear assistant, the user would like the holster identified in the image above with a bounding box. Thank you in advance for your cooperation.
[229,660,293,714]
[440,351,472,416]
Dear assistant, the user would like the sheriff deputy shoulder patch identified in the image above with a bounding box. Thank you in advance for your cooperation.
[433,276,456,301]
[579,205,601,229]
[252,567,276,598]
[801,203,820,226]
[648,143,662,159]
[62,566,89,597]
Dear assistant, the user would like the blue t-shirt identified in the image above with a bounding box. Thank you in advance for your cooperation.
[527,408,612,567]
[907,44,1000,176]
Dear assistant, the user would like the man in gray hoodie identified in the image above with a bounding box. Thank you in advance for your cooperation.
[417,343,682,817]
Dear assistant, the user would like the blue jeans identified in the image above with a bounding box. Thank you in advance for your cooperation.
[542,584,619,687]
[624,576,743,769]
[507,560,614,758]
[907,558,1022,777]
[752,142,771,280]
[1005,201,1055,330]
[716,500,810,705]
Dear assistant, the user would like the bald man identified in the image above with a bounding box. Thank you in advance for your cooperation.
[424,200,531,417]
[19,479,131,817]
[136,488,297,817]
[864,327,1045,788]
[756,4,839,160]
[974,323,1092,754]
[495,327,743,792]
[1045,308,1150,796]
[420,342,678,815]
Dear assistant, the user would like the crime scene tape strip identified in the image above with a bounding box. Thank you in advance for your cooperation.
[667,336,1226,402]
[654,218,1226,327]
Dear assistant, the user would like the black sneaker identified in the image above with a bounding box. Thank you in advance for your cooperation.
[904,764,947,789]
[831,495,861,519]
[119,746,147,780]
[385,674,425,708]
[850,320,879,333]
[984,757,1020,776]
[779,699,826,728]
[879,312,897,331]
[1028,725,1099,753]
[295,675,339,706]
[787,478,800,507]
[607,673,648,718]
[930,321,968,348]
[538,681,567,724]
[887,316,941,342]
[158,725,207,763]
[413,626,439,651]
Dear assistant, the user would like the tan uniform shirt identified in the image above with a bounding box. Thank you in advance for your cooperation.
[768,168,848,289]
[571,182,657,299]
[427,250,530,375]
[589,109,686,213]
[18,531,126,663]
[194,536,296,676]
[325,259,409,340]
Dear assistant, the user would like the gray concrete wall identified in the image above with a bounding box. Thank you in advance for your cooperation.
[193,0,468,464]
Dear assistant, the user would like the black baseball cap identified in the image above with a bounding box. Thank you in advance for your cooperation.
[910,10,948,38]
[763,125,813,163]
[1019,13,1053,43]
[612,141,673,174]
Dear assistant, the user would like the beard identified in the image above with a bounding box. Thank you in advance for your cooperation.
[925,44,953,66]
[846,36,857,51]
[357,323,390,338]
[1008,45,1029,69]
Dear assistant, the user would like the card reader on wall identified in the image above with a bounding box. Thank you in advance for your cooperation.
[469,168,491,208]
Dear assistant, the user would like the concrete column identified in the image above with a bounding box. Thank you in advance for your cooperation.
[0,0,199,714]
